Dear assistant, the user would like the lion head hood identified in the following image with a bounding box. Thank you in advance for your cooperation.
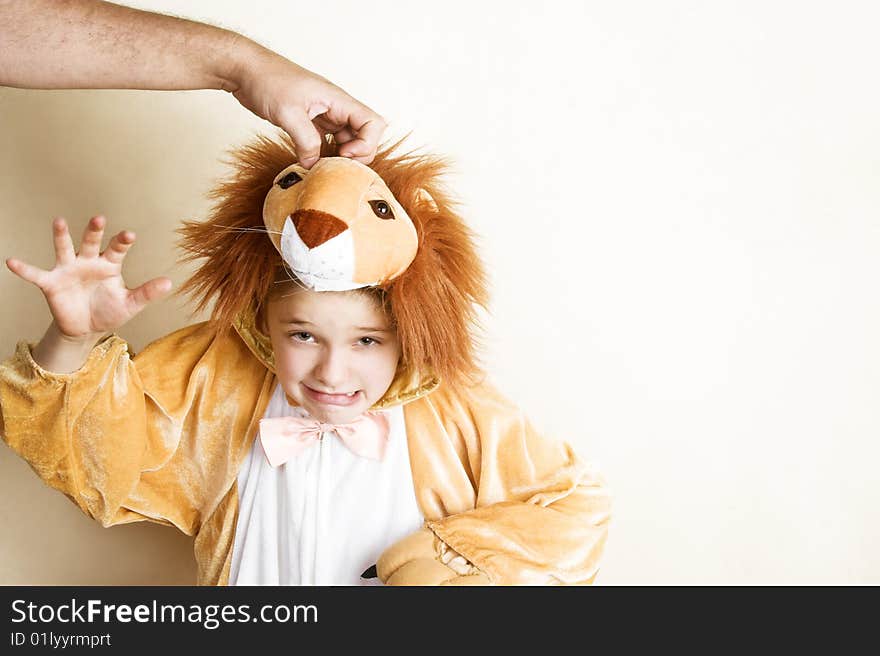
[263,156,418,292]
[176,134,488,407]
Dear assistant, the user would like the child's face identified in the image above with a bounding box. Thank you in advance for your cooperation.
[265,287,401,424]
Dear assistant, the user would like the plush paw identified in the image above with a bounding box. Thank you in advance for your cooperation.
[439,572,493,586]
[377,527,437,583]
[385,557,460,586]
[377,527,486,586]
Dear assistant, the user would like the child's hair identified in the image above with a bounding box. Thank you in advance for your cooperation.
[176,134,489,390]
[257,265,392,332]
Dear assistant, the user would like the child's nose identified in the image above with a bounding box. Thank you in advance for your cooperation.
[313,348,348,389]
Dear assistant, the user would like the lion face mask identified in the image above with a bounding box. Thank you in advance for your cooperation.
[263,157,419,292]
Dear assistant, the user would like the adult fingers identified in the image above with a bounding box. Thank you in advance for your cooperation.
[276,107,324,169]
[79,215,106,258]
[52,217,76,266]
[313,115,356,146]
[6,257,50,288]
[102,230,136,265]
[335,105,387,163]
[127,276,172,313]
[331,126,357,145]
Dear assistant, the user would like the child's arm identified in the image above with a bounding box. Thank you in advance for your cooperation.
[379,381,612,585]
[1,216,271,536]
[6,215,171,373]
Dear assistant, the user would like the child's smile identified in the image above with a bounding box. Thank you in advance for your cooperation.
[302,384,363,407]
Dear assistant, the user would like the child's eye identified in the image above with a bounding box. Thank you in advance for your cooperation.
[358,337,379,346]
[289,331,314,342]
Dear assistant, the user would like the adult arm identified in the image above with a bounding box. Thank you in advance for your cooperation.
[0,0,386,166]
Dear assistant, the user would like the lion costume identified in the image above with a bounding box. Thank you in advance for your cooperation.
[0,136,611,585]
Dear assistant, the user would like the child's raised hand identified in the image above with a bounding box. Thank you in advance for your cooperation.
[5,216,172,341]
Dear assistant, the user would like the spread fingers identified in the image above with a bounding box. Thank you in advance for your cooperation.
[78,215,106,258]
[52,217,76,265]
[102,230,136,265]
[127,277,172,313]
[5,257,49,289]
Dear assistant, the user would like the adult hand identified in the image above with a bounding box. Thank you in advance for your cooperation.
[229,48,387,169]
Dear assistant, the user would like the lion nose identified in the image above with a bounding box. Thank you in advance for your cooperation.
[292,209,348,249]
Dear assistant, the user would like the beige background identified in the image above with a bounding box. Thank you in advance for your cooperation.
[2,0,879,584]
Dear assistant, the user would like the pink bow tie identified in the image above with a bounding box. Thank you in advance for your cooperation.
[259,412,390,466]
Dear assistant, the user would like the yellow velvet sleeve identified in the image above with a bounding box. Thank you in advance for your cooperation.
[0,323,272,537]
[387,381,612,585]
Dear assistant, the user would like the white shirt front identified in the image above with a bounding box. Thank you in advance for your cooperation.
[228,383,425,585]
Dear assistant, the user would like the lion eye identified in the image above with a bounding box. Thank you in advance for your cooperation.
[369,200,395,220]
[277,171,302,189]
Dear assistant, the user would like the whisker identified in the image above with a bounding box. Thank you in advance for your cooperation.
[205,225,284,236]
[267,263,307,295]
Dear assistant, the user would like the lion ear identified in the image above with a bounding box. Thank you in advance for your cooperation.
[415,188,438,212]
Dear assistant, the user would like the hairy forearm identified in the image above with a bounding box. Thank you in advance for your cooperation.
[32,322,103,374]
[0,0,255,91]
